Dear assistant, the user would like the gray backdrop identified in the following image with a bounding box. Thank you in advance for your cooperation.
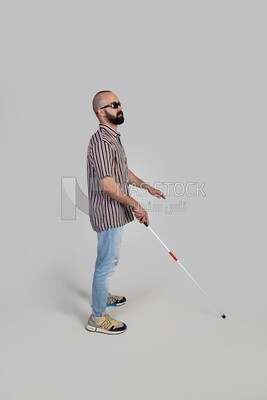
[1,1,266,399]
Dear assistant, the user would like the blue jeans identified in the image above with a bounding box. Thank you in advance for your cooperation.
[92,226,124,317]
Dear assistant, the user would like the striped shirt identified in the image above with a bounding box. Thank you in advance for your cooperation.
[87,124,134,232]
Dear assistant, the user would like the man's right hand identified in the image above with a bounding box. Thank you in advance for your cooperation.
[132,204,149,225]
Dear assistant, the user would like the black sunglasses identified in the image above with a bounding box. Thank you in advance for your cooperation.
[100,101,121,110]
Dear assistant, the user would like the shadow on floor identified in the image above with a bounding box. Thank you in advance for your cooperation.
[40,264,92,326]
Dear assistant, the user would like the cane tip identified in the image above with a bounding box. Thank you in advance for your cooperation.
[221,314,226,319]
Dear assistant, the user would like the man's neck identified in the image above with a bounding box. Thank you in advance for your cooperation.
[100,122,117,132]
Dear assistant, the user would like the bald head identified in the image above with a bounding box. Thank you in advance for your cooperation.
[92,90,112,114]
[92,90,124,127]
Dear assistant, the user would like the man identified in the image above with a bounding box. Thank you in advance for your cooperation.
[85,90,165,335]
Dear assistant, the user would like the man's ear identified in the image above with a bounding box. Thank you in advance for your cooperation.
[96,108,104,116]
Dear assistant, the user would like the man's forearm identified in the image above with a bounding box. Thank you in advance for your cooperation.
[100,177,139,210]
[127,169,149,189]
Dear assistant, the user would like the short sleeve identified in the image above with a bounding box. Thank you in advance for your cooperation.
[90,140,115,179]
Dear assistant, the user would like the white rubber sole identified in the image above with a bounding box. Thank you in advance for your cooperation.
[85,323,126,335]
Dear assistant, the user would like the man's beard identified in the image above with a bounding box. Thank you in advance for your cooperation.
[105,110,124,125]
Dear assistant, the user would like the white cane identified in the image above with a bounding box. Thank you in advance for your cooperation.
[143,222,226,319]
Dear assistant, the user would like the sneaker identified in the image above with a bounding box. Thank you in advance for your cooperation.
[107,293,126,307]
[85,314,127,335]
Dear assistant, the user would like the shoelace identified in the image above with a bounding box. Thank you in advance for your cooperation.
[107,294,119,304]
[100,314,120,328]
